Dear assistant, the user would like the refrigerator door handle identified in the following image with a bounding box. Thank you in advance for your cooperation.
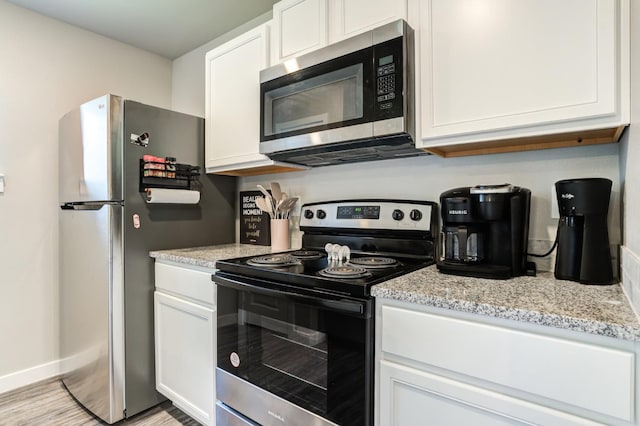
[61,201,123,210]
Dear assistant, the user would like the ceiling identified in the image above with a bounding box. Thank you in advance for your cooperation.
[7,0,279,59]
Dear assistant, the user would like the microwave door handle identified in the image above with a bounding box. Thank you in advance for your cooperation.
[212,274,365,316]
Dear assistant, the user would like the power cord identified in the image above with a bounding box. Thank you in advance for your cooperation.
[528,222,559,258]
[528,238,558,257]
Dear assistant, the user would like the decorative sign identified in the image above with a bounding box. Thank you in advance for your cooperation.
[240,190,270,245]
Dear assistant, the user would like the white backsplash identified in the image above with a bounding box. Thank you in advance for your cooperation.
[527,239,556,272]
[240,144,621,249]
[621,246,640,318]
[289,215,303,250]
[239,144,623,277]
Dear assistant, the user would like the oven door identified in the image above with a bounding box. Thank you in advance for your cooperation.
[214,273,373,426]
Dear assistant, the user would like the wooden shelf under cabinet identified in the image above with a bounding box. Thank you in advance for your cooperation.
[209,163,308,177]
[423,126,627,158]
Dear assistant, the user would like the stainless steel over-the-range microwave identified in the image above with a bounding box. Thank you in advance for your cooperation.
[259,19,425,167]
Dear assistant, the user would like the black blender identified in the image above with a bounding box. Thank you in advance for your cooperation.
[554,178,615,284]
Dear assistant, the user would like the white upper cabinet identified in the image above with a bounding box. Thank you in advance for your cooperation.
[208,0,630,168]
[271,0,329,64]
[417,0,629,156]
[205,23,306,176]
[270,0,410,64]
[328,0,408,42]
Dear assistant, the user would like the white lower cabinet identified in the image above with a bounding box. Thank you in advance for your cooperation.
[379,360,601,426]
[154,262,216,426]
[376,299,638,426]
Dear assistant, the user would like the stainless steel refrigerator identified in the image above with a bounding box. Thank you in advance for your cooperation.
[58,94,235,423]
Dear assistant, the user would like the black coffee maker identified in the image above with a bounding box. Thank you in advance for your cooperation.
[438,184,533,279]
[555,178,615,284]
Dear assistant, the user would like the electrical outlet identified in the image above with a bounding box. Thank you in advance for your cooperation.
[551,184,559,219]
[0,174,4,193]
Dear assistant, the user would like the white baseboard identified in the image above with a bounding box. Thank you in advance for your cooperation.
[621,245,640,319]
[0,359,60,395]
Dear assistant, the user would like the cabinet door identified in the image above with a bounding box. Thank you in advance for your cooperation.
[418,0,623,147]
[379,361,601,426]
[272,0,328,64]
[328,0,407,43]
[205,24,271,171]
[154,291,215,426]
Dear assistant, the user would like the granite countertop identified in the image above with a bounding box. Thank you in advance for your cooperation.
[150,244,640,342]
[372,266,640,341]
[149,244,273,270]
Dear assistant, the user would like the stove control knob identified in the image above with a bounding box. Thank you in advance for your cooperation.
[304,209,314,219]
[392,209,404,221]
[409,209,422,221]
[316,209,327,219]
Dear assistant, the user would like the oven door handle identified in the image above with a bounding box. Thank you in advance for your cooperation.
[212,274,367,316]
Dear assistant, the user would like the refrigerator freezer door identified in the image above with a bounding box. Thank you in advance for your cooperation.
[119,100,228,416]
[59,203,125,424]
[59,94,123,203]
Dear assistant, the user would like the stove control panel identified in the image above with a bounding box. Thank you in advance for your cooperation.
[300,200,436,232]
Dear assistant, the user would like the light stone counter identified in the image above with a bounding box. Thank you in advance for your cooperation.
[150,245,640,341]
[149,244,273,270]
[372,265,640,341]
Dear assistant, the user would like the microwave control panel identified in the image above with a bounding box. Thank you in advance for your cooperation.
[374,37,404,119]
[377,60,396,102]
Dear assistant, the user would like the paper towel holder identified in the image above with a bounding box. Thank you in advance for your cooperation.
[143,187,201,204]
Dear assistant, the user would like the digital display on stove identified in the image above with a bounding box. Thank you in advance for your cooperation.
[336,205,380,219]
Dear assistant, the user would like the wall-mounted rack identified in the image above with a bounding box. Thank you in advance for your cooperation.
[139,157,200,192]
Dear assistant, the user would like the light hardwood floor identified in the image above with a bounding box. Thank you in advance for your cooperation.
[0,378,200,425]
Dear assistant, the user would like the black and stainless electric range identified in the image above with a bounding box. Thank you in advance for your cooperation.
[213,199,438,426]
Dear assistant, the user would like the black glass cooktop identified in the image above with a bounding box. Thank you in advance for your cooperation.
[214,250,432,298]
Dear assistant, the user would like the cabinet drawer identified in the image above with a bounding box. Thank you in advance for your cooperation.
[155,262,215,305]
[381,305,635,421]
[379,360,601,426]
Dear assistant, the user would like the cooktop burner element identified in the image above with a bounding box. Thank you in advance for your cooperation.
[349,256,398,269]
[290,250,324,260]
[318,265,372,279]
[247,254,300,267]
